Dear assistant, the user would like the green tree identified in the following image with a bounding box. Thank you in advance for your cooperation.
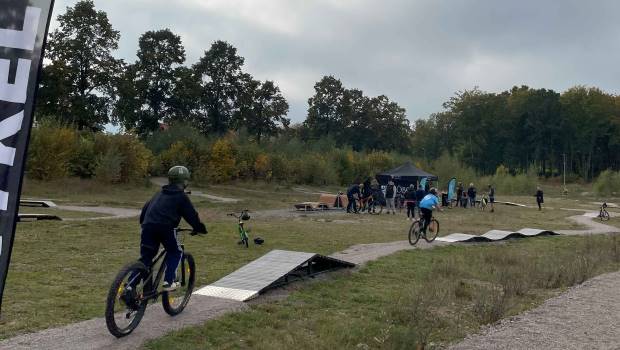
[236,76,290,142]
[193,40,245,134]
[38,0,121,131]
[116,29,186,135]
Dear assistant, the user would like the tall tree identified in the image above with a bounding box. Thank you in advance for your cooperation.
[116,29,186,135]
[193,40,245,134]
[38,0,121,131]
[236,77,290,142]
[304,76,347,140]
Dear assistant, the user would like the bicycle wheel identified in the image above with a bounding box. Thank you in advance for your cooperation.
[105,261,149,338]
[408,220,421,246]
[424,218,440,242]
[162,253,196,316]
[242,232,249,248]
[601,209,610,221]
[369,201,383,215]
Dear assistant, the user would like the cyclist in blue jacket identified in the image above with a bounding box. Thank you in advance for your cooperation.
[138,166,207,291]
[419,188,443,234]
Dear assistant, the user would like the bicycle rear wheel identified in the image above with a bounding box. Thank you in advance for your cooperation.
[601,209,610,221]
[162,253,196,316]
[369,201,383,215]
[105,261,149,338]
[424,219,440,242]
[408,220,421,246]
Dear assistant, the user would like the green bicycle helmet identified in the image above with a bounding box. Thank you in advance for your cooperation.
[168,166,190,187]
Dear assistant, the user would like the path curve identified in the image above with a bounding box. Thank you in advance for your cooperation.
[57,205,140,221]
[151,178,240,203]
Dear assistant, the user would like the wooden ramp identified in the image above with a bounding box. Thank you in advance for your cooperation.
[194,250,354,301]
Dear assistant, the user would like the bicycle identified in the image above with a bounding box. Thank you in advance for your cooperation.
[228,210,250,248]
[105,228,203,338]
[408,216,440,245]
[599,202,610,221]
[367,195,385,215]
[479,195,488,211]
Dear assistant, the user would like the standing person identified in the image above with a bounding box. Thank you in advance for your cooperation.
[456,182,464,207]
[467,183,477,208]
[347,182,361,214]
[404,184,417,220]
[385,178,397,215]
[415,183,426,218]
[488,184,495,212]
[137,166,207,291]
[361,177,372,212]
[535,186,544,211]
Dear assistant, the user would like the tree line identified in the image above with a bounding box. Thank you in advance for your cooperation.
[36,1,620,182]
[412,86,620,181]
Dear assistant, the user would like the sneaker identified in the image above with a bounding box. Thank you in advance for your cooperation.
[162,281,180,291]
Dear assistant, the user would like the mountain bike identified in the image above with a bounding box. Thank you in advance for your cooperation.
[599,202,610,221]
[228,210,250,248]
[479,195,488,211]
[408,216,439,245]
[367,195,385,215]
[105,228,203,338]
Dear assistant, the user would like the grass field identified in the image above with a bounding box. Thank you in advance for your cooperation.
[0,178,616,344]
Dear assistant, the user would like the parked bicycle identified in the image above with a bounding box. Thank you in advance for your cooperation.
[228,210,251,247]
[599,202,610,221]
[408,216,440,245]
[105,228,203,338]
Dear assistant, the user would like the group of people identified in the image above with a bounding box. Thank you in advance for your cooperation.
[455,182,496,212]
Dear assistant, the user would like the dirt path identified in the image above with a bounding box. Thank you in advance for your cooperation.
[450,270,620,350]
[150,178,240,203]
[57,205,140,221]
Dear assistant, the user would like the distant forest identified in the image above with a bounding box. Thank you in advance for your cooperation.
[36,1,620,181]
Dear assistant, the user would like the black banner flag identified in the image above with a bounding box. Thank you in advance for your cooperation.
[0,0,55,311]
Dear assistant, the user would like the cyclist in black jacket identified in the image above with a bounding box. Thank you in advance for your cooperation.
[139,166,207,291]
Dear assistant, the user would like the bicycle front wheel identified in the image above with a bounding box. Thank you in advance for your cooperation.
[424,219,440,242]
[408,220,421,246]
[162,253,196,316]
[105,261,148,338]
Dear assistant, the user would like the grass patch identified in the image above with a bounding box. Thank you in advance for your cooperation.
[145,234,620,350]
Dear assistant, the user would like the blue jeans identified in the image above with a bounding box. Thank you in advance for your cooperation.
[139,225,183,284]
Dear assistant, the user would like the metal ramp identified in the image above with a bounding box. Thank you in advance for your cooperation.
[194,249,355,301]
[436,228,558,243]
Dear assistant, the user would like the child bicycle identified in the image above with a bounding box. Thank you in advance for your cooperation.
[228,210,251,247]
[408,216,440,245]
[105,228,204,338]
[599,202,610,221]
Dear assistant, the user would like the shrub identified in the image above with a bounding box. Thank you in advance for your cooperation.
[27,122,78,180]
[94,133,153,183]
[95,146,124,184]
[254,153,271,180]
[593,169,620,196]
[158,140,204,175]
[69,135,98,178]
[205,138,236,183]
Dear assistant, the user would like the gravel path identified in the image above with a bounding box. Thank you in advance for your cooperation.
[450,270,620,350]
[151,178,240,203]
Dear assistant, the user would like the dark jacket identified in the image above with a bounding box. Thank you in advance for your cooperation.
[536,190,544,203]
[467,187,476,198]
[415,188,426,202]
[405,189,416,201]
[140,184,206,233]
[347,184,360,197]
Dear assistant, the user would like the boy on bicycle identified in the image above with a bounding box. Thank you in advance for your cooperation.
[419,188,443,234]
[139,165,207,291]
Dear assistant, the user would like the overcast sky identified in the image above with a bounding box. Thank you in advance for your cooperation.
[50,0,620,124]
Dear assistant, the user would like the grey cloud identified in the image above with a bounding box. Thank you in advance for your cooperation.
[51,0,620,123]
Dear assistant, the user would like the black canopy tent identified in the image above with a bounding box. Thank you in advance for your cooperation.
[376,162,438,186]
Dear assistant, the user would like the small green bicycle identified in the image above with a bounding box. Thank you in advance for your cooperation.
[228,210,251,248]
